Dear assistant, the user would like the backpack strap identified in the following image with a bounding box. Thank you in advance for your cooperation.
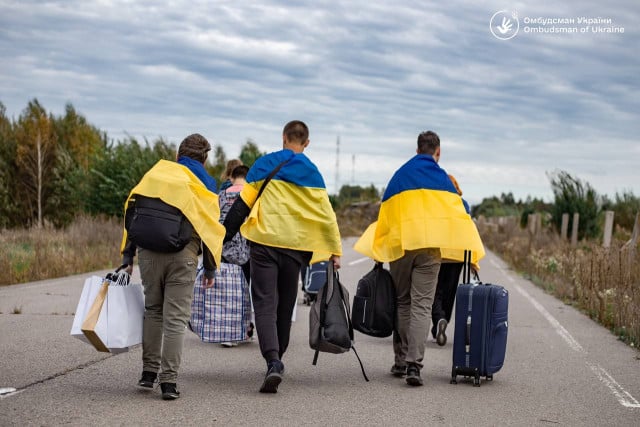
[334,269,369,382]
[256,159,289,200]
[313,262,333,367]
[350,345,369,382]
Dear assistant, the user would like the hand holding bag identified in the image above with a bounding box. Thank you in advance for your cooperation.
[71,267,145,353]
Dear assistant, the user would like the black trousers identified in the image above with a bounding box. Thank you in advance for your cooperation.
[430,262,464,336]
[250,244,309,362]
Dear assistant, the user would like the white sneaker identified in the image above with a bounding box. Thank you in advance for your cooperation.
[221,342,238,348]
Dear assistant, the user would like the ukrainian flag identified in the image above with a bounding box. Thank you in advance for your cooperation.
[240,149,342,264]
[120,160,226,266]
[354,154,484,265]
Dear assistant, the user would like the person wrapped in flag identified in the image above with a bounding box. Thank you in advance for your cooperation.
[223,120,342,393]
[120,133,226,400]
[354,130,484,387]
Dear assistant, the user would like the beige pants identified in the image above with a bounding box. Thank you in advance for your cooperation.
[138,240,198,383]
[390,248,441,369]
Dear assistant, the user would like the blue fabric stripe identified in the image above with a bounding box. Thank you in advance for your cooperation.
[190,264,249,343]
[177,156,217,193]
[382,154,458,202]
[246,149,326,189]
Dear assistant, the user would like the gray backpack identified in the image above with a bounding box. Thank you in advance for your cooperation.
[309,262,369,381]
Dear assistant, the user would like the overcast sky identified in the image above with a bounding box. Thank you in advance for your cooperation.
[1,0,638,204]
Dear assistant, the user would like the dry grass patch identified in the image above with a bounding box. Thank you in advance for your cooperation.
[479,218,640,349]
[0,215,122,286]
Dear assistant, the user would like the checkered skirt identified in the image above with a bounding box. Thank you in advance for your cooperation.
[190,263,252,343]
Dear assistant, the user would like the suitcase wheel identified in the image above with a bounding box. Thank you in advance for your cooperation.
[486,375,493,381]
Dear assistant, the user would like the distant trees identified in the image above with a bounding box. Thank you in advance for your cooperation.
[472,171,639,242]
[85,137,175,218]
[548,170,600,240]
[1,99,637,239]
[472,192,550,221]
[239,139,264,167]
[0,99,272,228]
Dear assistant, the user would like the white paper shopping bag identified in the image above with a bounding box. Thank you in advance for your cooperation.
[71,272,144,353]
[70,275,107,344]
[104,282,144,351]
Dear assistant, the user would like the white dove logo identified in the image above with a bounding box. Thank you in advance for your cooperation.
[490,10,519,40]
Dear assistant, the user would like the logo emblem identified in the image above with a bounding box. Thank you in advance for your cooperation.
[490,10,519,40]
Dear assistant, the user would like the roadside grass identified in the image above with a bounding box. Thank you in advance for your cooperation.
[479,218,640,350]
[2,206,637,350]
[0,215,122,286]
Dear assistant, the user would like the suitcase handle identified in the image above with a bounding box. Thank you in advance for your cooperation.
[465,315,471,352]
[463,250,481,284]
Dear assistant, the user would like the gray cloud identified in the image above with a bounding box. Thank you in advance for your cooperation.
[1,0,638,204]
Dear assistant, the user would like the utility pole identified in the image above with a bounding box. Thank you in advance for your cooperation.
[351,154,355,184]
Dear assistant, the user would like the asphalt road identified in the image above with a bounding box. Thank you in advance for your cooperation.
[1,237,639,426]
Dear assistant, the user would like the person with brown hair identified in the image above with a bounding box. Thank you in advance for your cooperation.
[120,133,225,400]
[219,159,243,192]
[223,120,342,394]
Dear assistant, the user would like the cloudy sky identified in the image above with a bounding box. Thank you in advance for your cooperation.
[1,0,638,204]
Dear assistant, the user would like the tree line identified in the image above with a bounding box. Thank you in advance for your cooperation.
[3,99,636,239]
[0,99,378,229]
[472,171,639,240]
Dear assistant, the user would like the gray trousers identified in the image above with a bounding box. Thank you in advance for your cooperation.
[390,248,441,369]
[138,240,198,383]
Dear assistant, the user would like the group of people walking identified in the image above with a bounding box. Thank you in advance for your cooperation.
[119,121,482,400]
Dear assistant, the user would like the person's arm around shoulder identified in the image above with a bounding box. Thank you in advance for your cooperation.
[222,197,251,243]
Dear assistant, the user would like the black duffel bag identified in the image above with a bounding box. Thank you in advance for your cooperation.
[125,195,193,253]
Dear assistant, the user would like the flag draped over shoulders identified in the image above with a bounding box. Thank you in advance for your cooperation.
[120,159,226,266]
[239,149,342,264]
[354,154,484,264]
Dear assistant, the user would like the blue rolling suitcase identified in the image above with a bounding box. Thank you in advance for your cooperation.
[302,261,329,305]
[451,251,509,386]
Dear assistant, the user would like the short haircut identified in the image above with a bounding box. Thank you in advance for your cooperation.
[221,159,243,180]
[178,133,210,163]
[283,120,309,144]
[417,130,440,155]
[230,165,249,179]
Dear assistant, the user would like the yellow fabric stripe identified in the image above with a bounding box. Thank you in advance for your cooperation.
[240,179,342,264]
[240,180,259,208]
[354,188,485,263]
[120,160,225,266]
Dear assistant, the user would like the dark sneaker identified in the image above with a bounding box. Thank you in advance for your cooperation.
[259,360,284,393]
[436,318,448,346]
[160,383,180,400]
[406,364,423,386]
[137,371,157,389]
[390,364,407,377]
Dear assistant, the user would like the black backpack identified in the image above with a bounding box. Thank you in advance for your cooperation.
[352,262,396,338]
[309,262,369,381]
[125,195,193,253]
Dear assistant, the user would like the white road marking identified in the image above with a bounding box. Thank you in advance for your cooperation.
[489,257,640,409]
[588,362,640,408]
[0,387,20,399]
[348,257,370,266]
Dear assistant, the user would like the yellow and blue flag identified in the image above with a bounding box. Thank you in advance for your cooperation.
[120,160,226,266]
[354,154,484,264]
[240,149,342,264]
